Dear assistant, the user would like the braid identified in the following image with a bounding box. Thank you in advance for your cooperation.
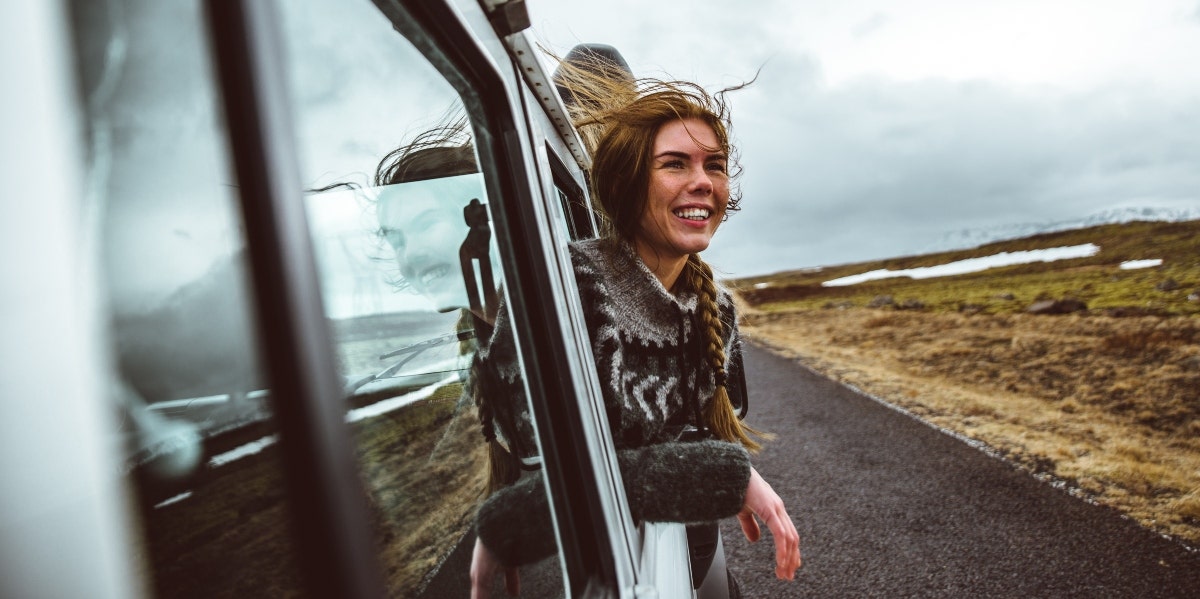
[476,378,519,496]
[686,255,769,452]
[460,307,519,496]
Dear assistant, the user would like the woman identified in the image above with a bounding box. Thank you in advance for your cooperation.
[470,66,802,598]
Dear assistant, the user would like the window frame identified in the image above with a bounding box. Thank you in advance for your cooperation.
[205,0,638,596]
[204,2,386,597]
[376,1,632,594]
[547,144,597,241]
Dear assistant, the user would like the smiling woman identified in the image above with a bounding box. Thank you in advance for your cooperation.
[468,60,801,597]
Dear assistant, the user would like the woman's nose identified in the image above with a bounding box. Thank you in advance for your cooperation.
[400,245,430,272]
[689,165,713,194]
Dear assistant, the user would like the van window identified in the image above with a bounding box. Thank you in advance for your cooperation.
[548,146,596,241]
[277,0,567,595]
[70,0,305,595]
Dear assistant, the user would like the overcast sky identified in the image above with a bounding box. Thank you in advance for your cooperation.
[528,0,1200,277]
[64,0,1200,312]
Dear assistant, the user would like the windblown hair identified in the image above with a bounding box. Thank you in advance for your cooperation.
[375,111,476,187]
[555,53,767,451]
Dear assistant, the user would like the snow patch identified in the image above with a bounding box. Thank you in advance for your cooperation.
[208,435,278,468]
[344,374,460,423]
[822,244,1101,287]
[1119,259,1162,270]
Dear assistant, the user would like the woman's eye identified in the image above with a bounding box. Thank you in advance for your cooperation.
[707,162,727,173]
[662,160,684,169]
[382,229,406,250]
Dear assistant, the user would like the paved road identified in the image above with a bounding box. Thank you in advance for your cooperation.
[418,341,1200,597]
[722,342,1200,598]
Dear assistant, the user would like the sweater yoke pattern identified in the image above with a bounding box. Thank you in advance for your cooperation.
[569,238,739,448]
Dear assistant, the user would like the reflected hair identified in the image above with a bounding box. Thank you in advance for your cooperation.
[375,110,477,186]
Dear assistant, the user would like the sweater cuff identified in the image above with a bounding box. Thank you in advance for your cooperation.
[475,474,556,568]
[474,440,753,566]
[618,440,751,524]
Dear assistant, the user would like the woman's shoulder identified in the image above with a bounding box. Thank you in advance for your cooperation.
[715,280,735,309]
[567,236,622,265]
[567,237,645,291]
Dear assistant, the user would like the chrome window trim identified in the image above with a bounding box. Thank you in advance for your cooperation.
[638,523,695,599]
[518,79,644,580]
[506,28,592,171]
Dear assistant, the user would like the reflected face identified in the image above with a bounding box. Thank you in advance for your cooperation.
[376,179,472,311]
[635,118,730,264]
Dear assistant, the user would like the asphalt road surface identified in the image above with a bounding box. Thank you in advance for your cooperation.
[420,341,1200,597]
[722,341,1200,598]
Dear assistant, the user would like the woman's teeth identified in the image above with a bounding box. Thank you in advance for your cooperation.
[674,208,711,221]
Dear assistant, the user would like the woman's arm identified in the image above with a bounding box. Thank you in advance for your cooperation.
[475,439,751,568]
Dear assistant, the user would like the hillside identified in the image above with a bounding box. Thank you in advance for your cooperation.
[728,220,1200,547]
[735,220,1200,316]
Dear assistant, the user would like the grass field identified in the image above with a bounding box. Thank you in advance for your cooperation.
[728,219,1200,547]
[139,383,485,598]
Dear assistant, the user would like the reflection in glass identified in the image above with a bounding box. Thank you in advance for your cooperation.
[377,174,489,313]
[70,0,302,596]
[279,1,563,596]
[303,156,500,596]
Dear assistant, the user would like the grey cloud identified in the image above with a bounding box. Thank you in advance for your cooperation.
[853,12,892,38]
[707,63,1200,276]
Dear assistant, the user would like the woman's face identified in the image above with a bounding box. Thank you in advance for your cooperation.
[634,118,730,265]
[376,178,472,311]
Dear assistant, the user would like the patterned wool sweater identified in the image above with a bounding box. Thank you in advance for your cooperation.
[475,237,752,567]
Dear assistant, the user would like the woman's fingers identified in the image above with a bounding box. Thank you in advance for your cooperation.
[471,538,506,599]
[762,505,801,579]
[744,467,802,580]
[737,507,761,542]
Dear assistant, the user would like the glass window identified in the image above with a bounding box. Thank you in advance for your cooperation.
[69,0,304,595]
[548,148,596,241]
[277,1,567,596]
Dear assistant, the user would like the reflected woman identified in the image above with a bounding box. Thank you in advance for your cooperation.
[372,117,494,315]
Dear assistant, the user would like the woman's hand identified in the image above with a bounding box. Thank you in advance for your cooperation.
[470,537,520,599]
[737,467,802,580]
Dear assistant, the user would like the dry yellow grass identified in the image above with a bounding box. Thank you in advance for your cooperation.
[738,302,1200,548]
[355,390,488,596]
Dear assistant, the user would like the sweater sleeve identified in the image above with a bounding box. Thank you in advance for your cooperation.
[475,439,751,568]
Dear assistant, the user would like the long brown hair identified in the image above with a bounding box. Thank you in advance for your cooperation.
[556,56,768,451]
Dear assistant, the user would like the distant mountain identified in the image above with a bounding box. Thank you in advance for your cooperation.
[923,206,1200,255]
[113,251,266,403]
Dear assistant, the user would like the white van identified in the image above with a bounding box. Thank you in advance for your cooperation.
[2,0,742,597]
